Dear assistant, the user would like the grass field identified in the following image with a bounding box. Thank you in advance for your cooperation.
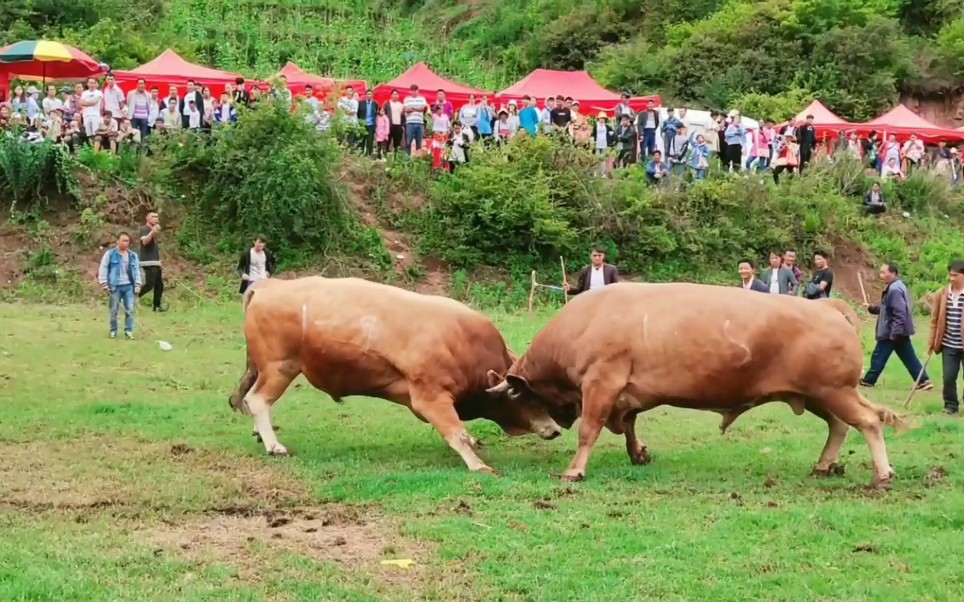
[1,302,962,602]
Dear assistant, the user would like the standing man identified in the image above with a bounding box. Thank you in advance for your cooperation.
[928,260,964,415]
[138,211,165,312]
[783,249,803,295]
[403,85,428,155]
[80,76,104,139]
[564,245,619,295]
[737,259,769,292]
[357,89,379,156]
[97,232,142,339]
[798,114,817,171]
[237,235,277,294]
[804,251,834,299]
[760,251,797,294]
[860,263,933,391]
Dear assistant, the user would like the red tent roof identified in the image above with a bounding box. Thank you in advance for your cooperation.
[277,62,367,97]
[496,68,660,112]
[499,69,620,100]
[793,100,851,126]
[118,49,241,83]
[373,62,490,103]
[860,104,964,142]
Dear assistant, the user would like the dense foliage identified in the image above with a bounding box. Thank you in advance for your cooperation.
[0,135,77,213]
[2,0,962,121]
[370,137,964,294]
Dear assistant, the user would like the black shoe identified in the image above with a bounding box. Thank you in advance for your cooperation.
[916,381,934,391]
[945,408,960,416]
[859,380,875,388]
[153,306,167,313]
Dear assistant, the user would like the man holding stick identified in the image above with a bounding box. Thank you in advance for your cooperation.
[564,245,619,296]
[859,262,933,391]
[927,260,964,415]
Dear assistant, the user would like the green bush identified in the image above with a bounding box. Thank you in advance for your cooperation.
[0,136,78,213]
[157,100,367,267]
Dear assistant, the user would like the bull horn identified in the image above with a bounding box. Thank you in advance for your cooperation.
[486,380,511,396]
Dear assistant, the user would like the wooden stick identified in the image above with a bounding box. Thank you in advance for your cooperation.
[857,273,869,305]
[560,257,569,304]
[903,351,934,409]
[528,270,537,315]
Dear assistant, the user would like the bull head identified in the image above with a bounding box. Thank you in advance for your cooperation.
[485,374,530,400]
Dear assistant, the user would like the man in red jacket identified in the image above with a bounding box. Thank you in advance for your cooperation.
[565,245,620,295]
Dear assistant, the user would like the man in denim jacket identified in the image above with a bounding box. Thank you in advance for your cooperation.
[859,262,933,391]
[97,232,142,339]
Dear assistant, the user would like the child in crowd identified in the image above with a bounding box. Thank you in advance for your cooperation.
[375,106,390,159]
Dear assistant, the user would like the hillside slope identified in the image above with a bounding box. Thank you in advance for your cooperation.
[3,0,964,122]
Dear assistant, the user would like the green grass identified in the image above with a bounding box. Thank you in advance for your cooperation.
[1,302,962,602]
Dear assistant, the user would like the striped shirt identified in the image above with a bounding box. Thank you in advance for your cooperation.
[943,289,964,349]
[403,95,427,125]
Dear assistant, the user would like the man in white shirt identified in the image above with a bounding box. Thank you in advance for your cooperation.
[102,73,126,124]
[564,245,620,295]
[403,84,428,155]
[80,77,104,137]
[42,84,63,117]
[237,234,277,294]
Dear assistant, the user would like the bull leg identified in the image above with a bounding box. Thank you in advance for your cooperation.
[229,362,258,412]
[411,394,494,474]
[242,363,297,456]
[805,401,850,477]
[561,379,621,482]
[819,388,895,488]
[624,411,651,466]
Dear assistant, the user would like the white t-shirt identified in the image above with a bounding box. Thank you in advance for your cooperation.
[103,85,125,117]
[248,249,268,282]
[403,95,427,125]
[769,270,780,294]
[42,97,63,116]
[589,266,606,290]
[81,89,103,118]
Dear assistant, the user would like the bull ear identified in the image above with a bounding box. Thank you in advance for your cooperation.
[506,374,530,393]
[486,369,502,388]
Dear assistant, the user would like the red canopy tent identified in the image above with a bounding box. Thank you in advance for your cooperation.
[111,49,258,97]
[277,62,367,98]
[496,69,661,112]
[373,62,491,105]
[856,104,964,143]
[792,100,853,130]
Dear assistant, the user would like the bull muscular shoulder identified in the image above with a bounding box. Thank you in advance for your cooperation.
[243,277,511,403]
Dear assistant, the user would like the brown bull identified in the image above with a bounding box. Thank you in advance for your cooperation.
[487,283,904,487]
[230,277,562,472]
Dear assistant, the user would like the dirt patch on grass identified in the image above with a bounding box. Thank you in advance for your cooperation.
[0,434,311,515]
[829,240,878,304]
[145,506,407,568]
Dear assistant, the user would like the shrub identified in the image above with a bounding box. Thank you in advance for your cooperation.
[0,136,78,213]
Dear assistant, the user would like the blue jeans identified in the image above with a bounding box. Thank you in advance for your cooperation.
[862,337,929,385]
[109,284,136,334]
[406,123,425,154]
[692,167,707,180]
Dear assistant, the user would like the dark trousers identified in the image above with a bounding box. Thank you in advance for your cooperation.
[862,337,930,385]
[363,125,375,156]
[800,148,812,170]
[131,117,150,141]
[942,347,963,412]
[642,129,656,158]
[139,265,164,309]
[724,144,743,171]
[389,124,404,152]
[773,165,796,184]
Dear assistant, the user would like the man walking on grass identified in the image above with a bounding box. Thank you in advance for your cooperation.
[927,260,964,415]
[97,232,142,339]
[860,262,933,391]
[138,211,166,312]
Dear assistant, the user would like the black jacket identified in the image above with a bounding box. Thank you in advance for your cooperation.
[356,99,380,123]
[236,248,277,293]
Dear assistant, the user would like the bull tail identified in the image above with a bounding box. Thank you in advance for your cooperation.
[857,392,907,431]
[821,298,861,335]
[230,288,259,411]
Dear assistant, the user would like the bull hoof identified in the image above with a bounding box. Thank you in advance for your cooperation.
[872,469,896,490]
[558,470,585,483]
[811,463,845,477]
[629,446,652,466]
[267,444,289,456]
[472,465,499,476]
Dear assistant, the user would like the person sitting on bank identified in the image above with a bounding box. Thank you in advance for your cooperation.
[863,182,886,215]
[564,245,619,295]
[738,259,770,293]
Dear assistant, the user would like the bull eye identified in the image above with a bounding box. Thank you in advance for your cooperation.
[507,388,521,400]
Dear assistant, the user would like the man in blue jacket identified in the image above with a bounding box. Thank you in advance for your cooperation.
[860,262,933,390]
[97,232,142,339]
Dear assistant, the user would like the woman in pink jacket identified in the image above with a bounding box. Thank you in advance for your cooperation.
[375,106,390,159]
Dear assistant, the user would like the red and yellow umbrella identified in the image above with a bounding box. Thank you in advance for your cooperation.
[0,40,104,81]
